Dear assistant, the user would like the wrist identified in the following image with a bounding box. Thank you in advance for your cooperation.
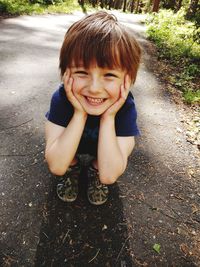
[73,110,87,121]
[101,113,115,122]
[100,114,115,126]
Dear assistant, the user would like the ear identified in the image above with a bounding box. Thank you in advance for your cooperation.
[124,74,131,90]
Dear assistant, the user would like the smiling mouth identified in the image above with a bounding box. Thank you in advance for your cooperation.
[85,96,106,106]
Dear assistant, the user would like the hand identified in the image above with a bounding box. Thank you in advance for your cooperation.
[63,69,87,116]
[102,75,131,119]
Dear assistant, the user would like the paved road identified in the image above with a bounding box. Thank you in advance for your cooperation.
[0,11,200,266]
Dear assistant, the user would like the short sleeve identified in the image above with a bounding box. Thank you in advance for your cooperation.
[115,92,140,136]
[45,84,74,127]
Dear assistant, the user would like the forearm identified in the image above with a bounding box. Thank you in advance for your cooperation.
[98,116,126,184]
[45,112,87,175]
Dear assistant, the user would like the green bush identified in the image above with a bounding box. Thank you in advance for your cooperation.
[0,0,80,15]
[146,8,200,61]
[146,9,200,104]
[186,64,199,76]
[0,0,30,14]
[183,89,200,104]
[29,0,64,4]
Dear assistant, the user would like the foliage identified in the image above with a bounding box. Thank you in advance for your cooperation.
[0,0,30,14]
[29,0,64,4]
[146,8,200,104]
[183,89,200,104]
[153,243,161,253]
[146,8,200,60]
[0,0,80,15]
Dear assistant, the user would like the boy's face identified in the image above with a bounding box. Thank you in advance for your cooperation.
[70,63,128,116]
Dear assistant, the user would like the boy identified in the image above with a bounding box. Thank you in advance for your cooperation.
[45,11,141,205]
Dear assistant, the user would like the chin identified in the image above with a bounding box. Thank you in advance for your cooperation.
[86,109,104,116]
[82,103,108,116]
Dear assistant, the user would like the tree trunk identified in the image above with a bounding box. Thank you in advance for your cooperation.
[123,0,127,11]
[135,0,140,13]
[176,0,183,10]
[108,0,113,9]
[100,0,104,8]
[130,0,135,12]
[152,0,160,12]
[186,0,199,18]
[114,0,123,9]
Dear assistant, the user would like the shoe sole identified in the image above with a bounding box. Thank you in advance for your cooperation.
[87,193,108,205]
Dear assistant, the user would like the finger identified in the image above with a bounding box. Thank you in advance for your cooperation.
[63,69,71,87]
[65,77,73,95]
[64,69,72,91]
[63,69,68,78]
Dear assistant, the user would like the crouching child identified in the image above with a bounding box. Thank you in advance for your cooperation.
[45,11,141,205]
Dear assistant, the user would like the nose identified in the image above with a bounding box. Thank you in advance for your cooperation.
[88,77,102,95]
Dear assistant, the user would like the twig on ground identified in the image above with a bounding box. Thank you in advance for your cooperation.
[42,232,49,239]
[88,248,100,263]
[143,200,196,225]
[62,230,70,243]
[116,236,130,262]
[0,118,33,131]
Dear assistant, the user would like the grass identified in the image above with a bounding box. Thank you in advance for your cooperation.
[0,0,82,16]
[146,8,200,104]
[183,89,200,104]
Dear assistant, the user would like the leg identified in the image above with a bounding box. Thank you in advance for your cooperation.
[56,157,81,202]
[87,159,109,205]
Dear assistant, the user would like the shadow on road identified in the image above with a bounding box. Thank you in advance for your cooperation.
[34,166,133,266]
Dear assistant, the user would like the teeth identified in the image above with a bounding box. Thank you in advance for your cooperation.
[87,97,104,104]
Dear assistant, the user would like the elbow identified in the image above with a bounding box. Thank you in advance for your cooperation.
[99,164,126,185]
[45,154,67,176]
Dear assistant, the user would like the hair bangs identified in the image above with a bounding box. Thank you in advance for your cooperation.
[68,31,123,71]
[59,11,141,81]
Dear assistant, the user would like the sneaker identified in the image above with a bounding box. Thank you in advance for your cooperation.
[56,162,81,202]
[87,165,109,205]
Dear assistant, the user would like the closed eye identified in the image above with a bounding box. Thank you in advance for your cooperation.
[75,71,88,75]
[104,73,119,78]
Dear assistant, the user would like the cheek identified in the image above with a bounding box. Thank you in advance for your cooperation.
[72,78,84,93]
[106,83,121,100]
[114,87,121,100]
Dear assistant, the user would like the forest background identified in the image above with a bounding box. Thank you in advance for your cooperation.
[0,0,199,105]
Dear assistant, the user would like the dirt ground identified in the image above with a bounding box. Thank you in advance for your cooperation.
[0,11,200,266]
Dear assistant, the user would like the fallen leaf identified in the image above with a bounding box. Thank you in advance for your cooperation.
[180,243,190,255]
[153,243,161,253]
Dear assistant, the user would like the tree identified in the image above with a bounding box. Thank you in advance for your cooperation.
[176,0,183,10]
[135,0,140,12]
[108,0,113,9]
[123,0,127,11]
[152,0,160,12]
[130,0,135,12]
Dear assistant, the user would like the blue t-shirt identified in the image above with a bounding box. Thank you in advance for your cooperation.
[46,84,139,156]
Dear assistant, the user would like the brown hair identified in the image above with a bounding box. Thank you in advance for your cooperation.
[59,11,141,83]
